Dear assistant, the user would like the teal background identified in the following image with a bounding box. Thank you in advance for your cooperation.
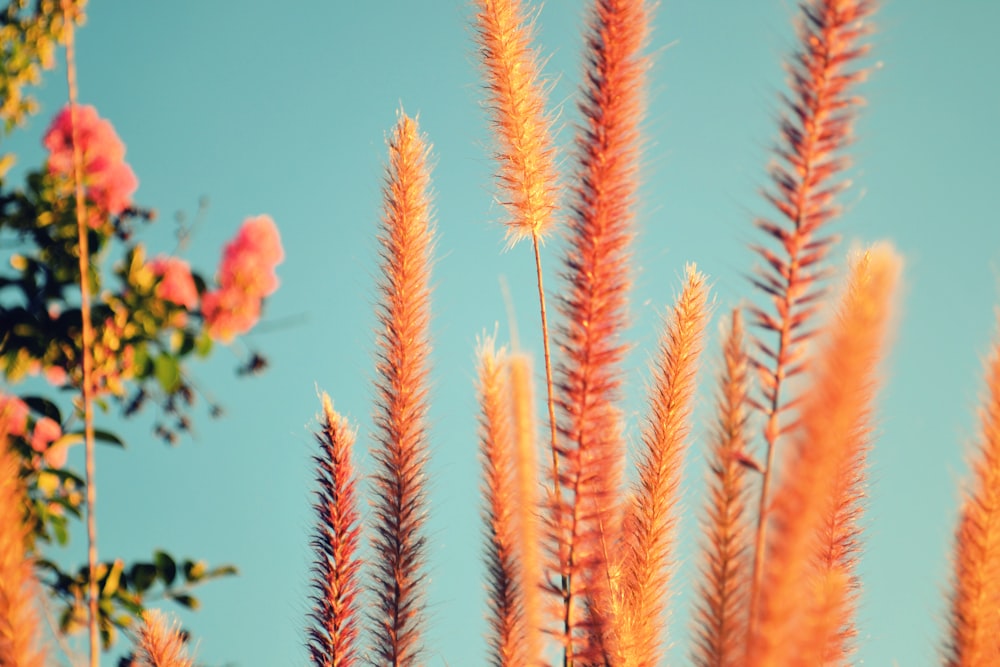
[3,1,1000,664]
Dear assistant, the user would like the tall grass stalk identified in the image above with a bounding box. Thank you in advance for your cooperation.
[618,265,708,665]
[945,317,1000,666]
[477,338,526,666]
[472,4,562,597]
[367,111,435,666]
[748,243,901,666]
[691,310,752,667]
[550,0,649,661]
[308,395,362,667]
[0,429,45,667]
[746,0,877,633]
[508,352,544,664]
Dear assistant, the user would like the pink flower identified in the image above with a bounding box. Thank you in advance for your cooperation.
[150,255,199,309]
[45,365,69,387]
[202,216,282,342]
[43,104,138,220]
[202,288,261,343]
[44,442,70,469]
[0,394,29,438]
[25,400,73,466]
[88,160,138,216]
[218,215,284,297]
[31,417,62,454]
[219,251,279,297]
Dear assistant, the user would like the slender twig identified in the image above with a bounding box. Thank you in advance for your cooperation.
[60,5,99,664]
[532,234,559,505]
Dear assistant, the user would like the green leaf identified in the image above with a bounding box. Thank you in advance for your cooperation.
[207,564,239,579]
[115,595,143,616]
[52,515,69,545]
[93,429,125,448]
[171,593,200,611]
[23,395,61,421]
[103,559,124,597]
[154,550,177,587]
[194,331,212,357]
[153,354,181,393]
[182,559,206,583]
[178,331,197,356]
[132,345,152,378]
[60,429,124,449]
[52,432,84,449]
[37,471,59,496]
[130,562,157,594]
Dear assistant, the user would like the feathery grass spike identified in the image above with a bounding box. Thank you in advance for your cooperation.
[944,315,1000,666]
[692,310,753,667]
[812,304,879,664]
[477,338,526,666]
[474,0,559,245]
[308,394,362,667]
[369,111,434,667]
[748,0,878,631]
[135,610,193,667]
[474,1,562,587]
[508,352,544,663]
[748,243,901,667]
[0,427,46,667]
[551,0,650,660]
[618,265,709,665]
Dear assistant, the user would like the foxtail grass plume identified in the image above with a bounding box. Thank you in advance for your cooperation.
[944,315,1000,666]
[551,0,650,660]
[0,426,46,667]
[474,4,561,630]
[135,610,193,667]
[617,264,709,665]
[507,352,545,663]
[476,338,525,666]
[474,0,559,244]
[368,110,434,666]
[748,243,902,667]
[747,0,878,629]
[692,309,753,667]
[307,394,362,667]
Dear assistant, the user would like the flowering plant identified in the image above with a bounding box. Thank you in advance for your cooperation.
[0,47,282,656]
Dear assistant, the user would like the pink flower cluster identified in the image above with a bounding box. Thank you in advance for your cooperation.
[43,104,138,223]
[203,215,284,342]
[0,394,68,468]
[150,256,199,310]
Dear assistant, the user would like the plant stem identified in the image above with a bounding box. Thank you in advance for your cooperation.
[533,233,559,494]
[531,231,570,666]
[60,6,98,665]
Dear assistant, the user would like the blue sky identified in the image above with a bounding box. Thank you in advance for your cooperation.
[4,0,1000,664]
